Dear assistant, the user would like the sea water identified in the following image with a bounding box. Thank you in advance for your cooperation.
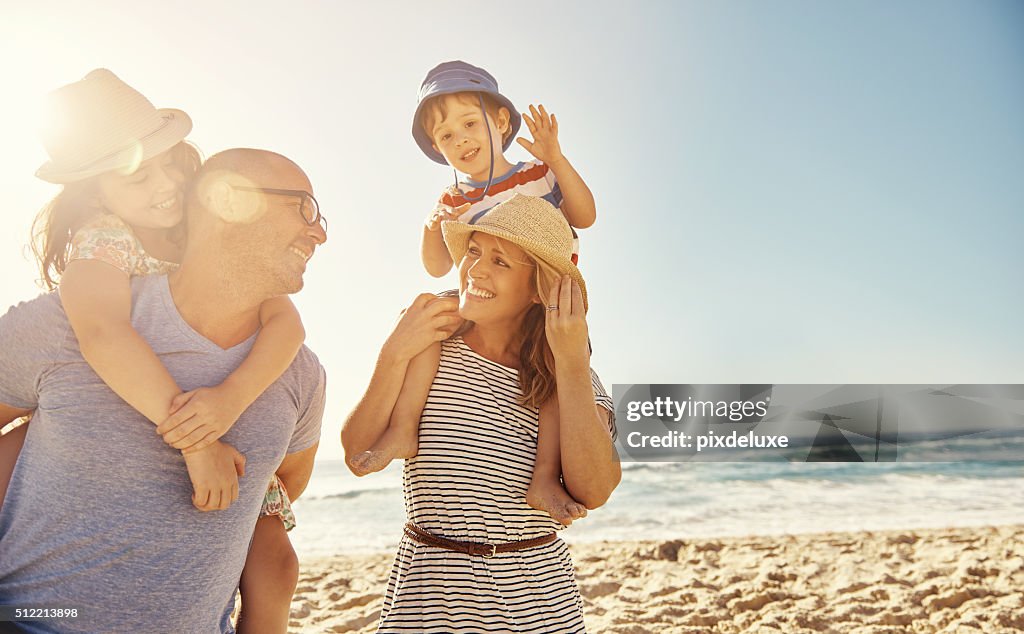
[289,434,1024,559]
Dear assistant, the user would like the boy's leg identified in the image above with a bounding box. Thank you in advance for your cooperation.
[349,339,447,476]
[526,398,588,526]
[348,420,420,476]
[0,421,29,510]
[236,515,300,634]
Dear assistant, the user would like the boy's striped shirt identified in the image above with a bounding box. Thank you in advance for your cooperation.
[438,160,579,262]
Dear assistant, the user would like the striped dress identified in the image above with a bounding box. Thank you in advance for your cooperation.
[378,337,615,633]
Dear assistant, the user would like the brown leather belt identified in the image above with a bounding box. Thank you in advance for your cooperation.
[404,522,557,558]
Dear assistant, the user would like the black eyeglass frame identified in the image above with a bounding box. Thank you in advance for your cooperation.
[229,185,326,230]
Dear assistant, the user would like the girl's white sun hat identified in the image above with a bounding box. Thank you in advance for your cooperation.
[35,68,192,184]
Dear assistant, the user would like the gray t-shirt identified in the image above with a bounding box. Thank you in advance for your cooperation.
[0,275,325,634]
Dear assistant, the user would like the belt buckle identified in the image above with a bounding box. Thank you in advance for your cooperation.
[482,543,497,558]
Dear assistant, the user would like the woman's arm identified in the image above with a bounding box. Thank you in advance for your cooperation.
[342,344,440,475]
[157,296,305,451]
[554,366,619,509]
[545,276,621,508]
[341,293,458,462]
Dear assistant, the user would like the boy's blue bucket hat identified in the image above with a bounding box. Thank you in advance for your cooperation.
[412,61,521,165]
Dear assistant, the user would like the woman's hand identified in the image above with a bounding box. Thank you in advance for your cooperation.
[544,275,589,365]
[382,293,461,364]
[156,385,247,452]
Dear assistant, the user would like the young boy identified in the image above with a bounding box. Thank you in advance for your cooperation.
[346,61,598,527]
[413,60,596,277]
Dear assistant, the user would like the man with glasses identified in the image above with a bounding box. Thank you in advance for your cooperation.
[229,184,326,229]
[0,149,327,633]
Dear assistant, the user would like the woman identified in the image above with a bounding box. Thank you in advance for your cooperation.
[342,193,621,632]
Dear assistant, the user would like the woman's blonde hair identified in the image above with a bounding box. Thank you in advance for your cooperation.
[30,141,201,290]
[517,255,564,410]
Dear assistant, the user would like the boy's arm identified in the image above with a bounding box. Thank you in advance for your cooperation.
[517,104,596,228]
[421,202,468,277]
[547,156,596,229]
[157,296,305,451]
[421,224,454,277]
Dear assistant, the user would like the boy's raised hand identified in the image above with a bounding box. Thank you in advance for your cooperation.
[517,104,564,165]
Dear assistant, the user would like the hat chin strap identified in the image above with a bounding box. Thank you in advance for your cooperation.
[455,93,497,204]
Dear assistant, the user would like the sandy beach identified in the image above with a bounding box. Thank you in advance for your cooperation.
[288,524,1023,633]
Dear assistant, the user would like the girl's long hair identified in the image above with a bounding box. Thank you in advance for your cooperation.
[517,256,565,410]
[30,141,201,290]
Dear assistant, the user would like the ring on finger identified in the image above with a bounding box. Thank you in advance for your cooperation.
[546,305,559,311]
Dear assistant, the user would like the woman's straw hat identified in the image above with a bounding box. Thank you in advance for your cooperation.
[35,69,192,184]
[442,194,588,309]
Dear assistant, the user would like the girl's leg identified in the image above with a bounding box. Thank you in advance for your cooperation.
[0,421,29,510]
[236,515,299,634]
[526,398,588,526]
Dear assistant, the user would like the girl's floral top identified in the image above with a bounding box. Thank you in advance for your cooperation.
[69,214,179,276]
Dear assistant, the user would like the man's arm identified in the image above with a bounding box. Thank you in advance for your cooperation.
[0,295,66,414]
[275,355,329,499]
[275,442,318,501]
[0,405,32,507]
[0,404,31,428]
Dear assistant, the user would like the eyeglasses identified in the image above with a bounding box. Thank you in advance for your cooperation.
[229,185,326,231]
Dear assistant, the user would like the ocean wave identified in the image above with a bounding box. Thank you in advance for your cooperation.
[299,486,400,502]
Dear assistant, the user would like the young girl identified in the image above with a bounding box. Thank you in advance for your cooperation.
[0,69,299,634]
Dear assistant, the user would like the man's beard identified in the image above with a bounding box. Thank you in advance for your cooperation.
[223,253,304,300]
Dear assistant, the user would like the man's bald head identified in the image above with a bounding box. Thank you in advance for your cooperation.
[177,147,324,298]
[202,148,309,189]
[186,148,312,226]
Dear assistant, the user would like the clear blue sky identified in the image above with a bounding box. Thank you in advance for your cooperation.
[1,1,1021,460]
